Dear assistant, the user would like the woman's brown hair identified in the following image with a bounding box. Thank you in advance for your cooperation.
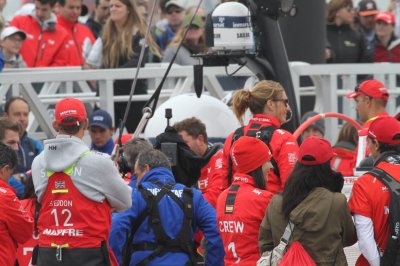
[102,0,161,68]
[326,0,353,23]
[232,80,285,125]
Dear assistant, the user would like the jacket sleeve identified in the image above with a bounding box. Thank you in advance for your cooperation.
[337,194,357,247]
[193,190,225,266]
[273,132,298,189]
[2,192,34,244]
[202,152,227,208]
[258,202,274,254]
[91,155,133,212]
[109,190,138,263]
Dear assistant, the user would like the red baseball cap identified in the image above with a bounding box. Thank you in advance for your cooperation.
[346,79,389,101]
[230,136,272,174]
[375,11,395,25]
[55,98,87,126]
[298,137,333,165]
[365,116,400,145]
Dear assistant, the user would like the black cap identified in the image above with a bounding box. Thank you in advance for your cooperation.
[357,0,379,16]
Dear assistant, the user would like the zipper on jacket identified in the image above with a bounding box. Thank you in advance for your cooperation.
[33,31,43,67]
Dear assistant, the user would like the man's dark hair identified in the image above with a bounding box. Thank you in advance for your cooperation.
[136,149,171,171]
[0,118,21,141]
[368,136,400,154]
[281,161,344,220]
[57,117,85,135]
[173,117,208,143]
[0,143,18,171]
[37,0,58,7]
[124,138,153,168]
[58,0,81,6]
[4,96,30,113]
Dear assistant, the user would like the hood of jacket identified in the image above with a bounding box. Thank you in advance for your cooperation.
[140,167,176,185]
[31,9,57,32]
[289,187,334,232]
[41,134,89,172]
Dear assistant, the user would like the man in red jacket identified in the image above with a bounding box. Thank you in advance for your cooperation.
[9,0,71,67]
[0,143,33,266]
[174,117,227,208]
[349,116,400,265]
[57,0,95,66]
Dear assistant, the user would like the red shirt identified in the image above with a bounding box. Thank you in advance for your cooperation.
[348,161,399,265]
[216,173,274,266]
[57,15,95,66]
[9,15,70,67]
[38,171,111,248]
[222,114,298,194]
[0,179,33,266]
[198,148,228,208]
[17,198,38,266]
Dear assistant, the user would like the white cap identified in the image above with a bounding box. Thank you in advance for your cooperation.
[0,26,27,41]
[165,0,185,9]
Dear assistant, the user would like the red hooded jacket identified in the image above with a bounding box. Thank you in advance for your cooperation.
[222,114,299,194]
[216,174,273,265]
[57,15,95,66]
[0,179,33,266]
[9,15,70,67]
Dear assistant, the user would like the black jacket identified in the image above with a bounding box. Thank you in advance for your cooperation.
[326,23,373,63]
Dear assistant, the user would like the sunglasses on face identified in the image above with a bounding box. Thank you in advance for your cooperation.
[272,98,289,105]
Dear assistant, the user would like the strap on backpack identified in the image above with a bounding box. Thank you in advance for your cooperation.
[368,168,400,266]
[134,182,196,266]
[228,125,280,186]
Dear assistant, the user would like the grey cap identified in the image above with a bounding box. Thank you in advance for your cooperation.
[300,111,325,136]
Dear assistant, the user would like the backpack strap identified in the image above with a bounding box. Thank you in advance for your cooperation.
[257,126,280,178]
[134,182,196,266]
[228,127,245,185]
[367,167,400,265]
[224,184,240,214]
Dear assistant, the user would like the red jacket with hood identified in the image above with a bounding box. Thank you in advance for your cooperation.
[9,14,70,67]
[0,179,33,266]
[57,15,95,66]
[216,174,273,265]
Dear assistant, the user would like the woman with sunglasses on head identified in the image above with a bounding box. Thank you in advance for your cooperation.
[222,80,299,194]
[325,0,372,63]
[86,0,161,133]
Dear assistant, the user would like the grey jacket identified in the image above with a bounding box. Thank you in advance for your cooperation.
[259,187,356,265]
[31,134,132,212]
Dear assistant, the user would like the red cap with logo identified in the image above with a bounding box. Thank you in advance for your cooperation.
[55,98,87,126]
[375,11,395,25]
[346,79,389,101]
[364,116,400,145]
[230,136,272,174]
[298,137,334,165]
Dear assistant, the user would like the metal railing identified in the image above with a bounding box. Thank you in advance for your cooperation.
[2,62,400,142]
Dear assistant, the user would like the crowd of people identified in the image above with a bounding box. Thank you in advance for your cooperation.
[0,77,399,266]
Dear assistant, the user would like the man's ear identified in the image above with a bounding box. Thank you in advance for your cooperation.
[52,121,60,132]
[82,118,89,130]
[198,134,205,143]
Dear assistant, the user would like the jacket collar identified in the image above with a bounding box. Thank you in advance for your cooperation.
[140,167,175,185]
[250,114,281,128]
[231,173,256,187]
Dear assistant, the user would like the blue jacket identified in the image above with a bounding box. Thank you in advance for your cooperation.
[155,25,175,51]
[109,167,224,266]
[90,138,114,155]
[17,133,43,173]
